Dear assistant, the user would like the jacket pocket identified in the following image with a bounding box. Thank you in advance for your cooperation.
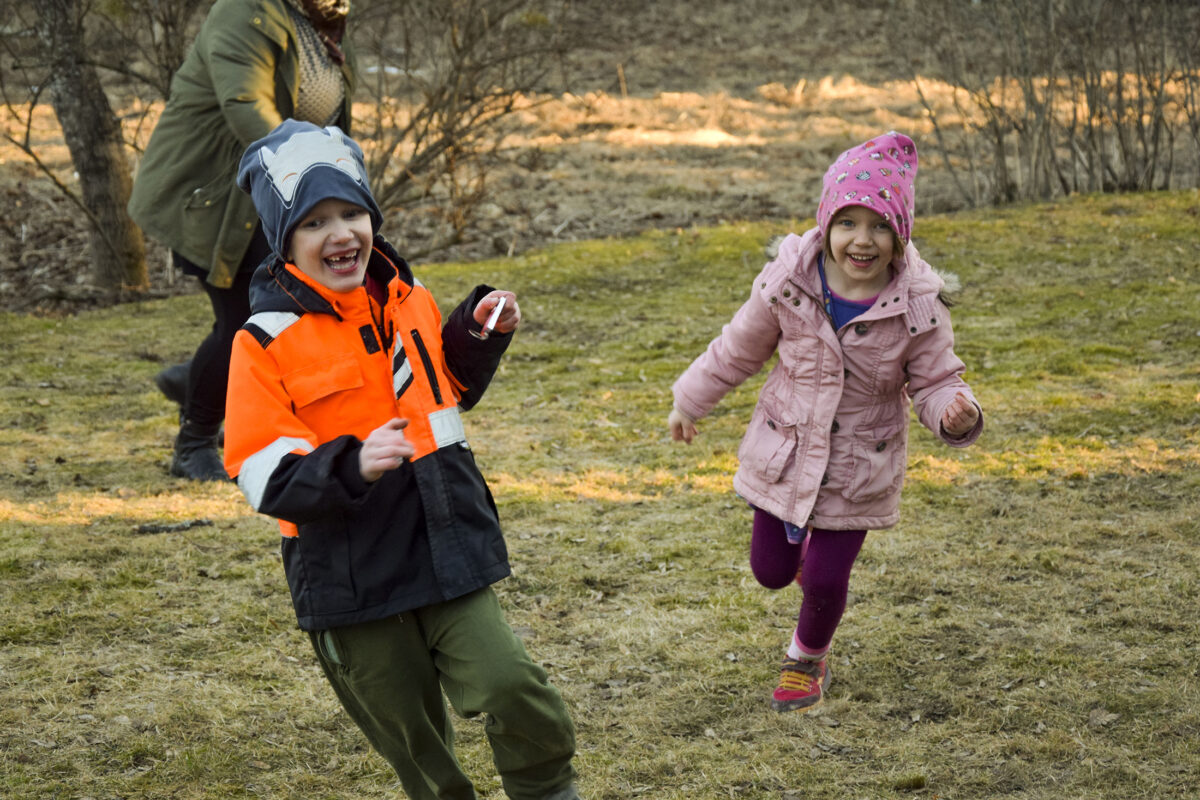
[179,172,231,264]
[738,410,798,483]
[759,365,813,427]
[846,422,907,502]
[282,356,365,408]
[283,529,358,617]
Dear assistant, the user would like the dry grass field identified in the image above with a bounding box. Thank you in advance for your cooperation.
[2,190,1199,798]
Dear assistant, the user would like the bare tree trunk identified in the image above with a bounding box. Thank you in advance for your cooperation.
[34,0,147,294]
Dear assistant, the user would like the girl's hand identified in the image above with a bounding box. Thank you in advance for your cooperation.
[360,418,416,482]
[942,392,980,438]
[473,290,521,335]
[668,407,699,444]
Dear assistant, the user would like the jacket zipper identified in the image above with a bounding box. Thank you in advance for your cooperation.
[410,329,443,405]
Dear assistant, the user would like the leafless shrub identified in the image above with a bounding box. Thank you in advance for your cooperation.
[908,0,1200,207]
[89,0,213,99]
[350,0,572,257]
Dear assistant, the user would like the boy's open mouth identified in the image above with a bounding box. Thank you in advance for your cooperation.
[324,250,359,272]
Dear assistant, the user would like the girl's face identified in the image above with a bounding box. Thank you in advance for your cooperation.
[825,205,896,298]
[287,198,373,293]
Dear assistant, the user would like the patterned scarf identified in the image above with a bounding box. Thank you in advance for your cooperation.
[286,0,350,64]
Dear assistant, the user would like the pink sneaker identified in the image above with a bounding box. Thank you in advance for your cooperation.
[770,657,830,713]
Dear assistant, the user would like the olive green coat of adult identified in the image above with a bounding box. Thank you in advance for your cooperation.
[128,0,356,288]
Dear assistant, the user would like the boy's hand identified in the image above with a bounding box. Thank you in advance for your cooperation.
[474,290,521,335]
[668,407,698,444]
[360,418,416,483]
[941,392,980,438]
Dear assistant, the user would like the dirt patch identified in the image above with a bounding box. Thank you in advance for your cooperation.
[0,0,939,315]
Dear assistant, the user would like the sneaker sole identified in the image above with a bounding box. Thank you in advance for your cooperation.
[771,695,822,713]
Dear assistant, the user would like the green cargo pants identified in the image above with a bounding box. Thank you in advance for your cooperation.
[309,587,578,800]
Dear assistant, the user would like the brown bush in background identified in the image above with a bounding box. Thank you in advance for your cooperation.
[350,0,572,257]
[908,0,1200,205]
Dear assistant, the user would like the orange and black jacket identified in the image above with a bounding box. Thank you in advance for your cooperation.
[224,236,511,631]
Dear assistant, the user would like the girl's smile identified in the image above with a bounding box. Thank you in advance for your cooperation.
[825,205,896,298]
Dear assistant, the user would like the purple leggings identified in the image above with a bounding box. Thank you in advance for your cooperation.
[750,509,866,653]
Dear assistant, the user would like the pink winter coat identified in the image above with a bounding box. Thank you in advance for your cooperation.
[672,229,982,531]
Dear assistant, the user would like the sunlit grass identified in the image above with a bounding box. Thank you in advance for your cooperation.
[0,489,244,525]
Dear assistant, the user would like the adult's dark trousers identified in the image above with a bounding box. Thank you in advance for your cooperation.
[173,226,270,427]
[309,587,578,800]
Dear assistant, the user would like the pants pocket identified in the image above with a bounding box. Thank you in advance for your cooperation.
[318,628,345,668]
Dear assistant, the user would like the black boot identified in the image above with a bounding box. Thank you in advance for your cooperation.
[154,361,190,407]
[156,361,225,446]
[170,419,228,482]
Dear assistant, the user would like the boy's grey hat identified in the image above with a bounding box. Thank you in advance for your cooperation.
[237,119,383,261]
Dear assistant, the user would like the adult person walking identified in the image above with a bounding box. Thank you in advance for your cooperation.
[129,0,356,481]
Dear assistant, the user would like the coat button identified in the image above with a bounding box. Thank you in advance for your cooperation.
[793,299,801,306]
[782,289,791,297]
[769,296,778,304]
[854,323,868,335]
[910,326,918,333]
[831,420,840,433]
[876,441,887,452]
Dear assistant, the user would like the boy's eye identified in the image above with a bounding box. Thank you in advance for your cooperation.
[302,217,323,229]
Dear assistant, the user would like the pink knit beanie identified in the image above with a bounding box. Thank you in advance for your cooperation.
[816,131,918,244]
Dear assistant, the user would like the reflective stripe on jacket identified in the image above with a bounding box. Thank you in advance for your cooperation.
[224,236,511,630]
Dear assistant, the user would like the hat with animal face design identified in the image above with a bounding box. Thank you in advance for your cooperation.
[816,131,918,244]
[237,119,383,261]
